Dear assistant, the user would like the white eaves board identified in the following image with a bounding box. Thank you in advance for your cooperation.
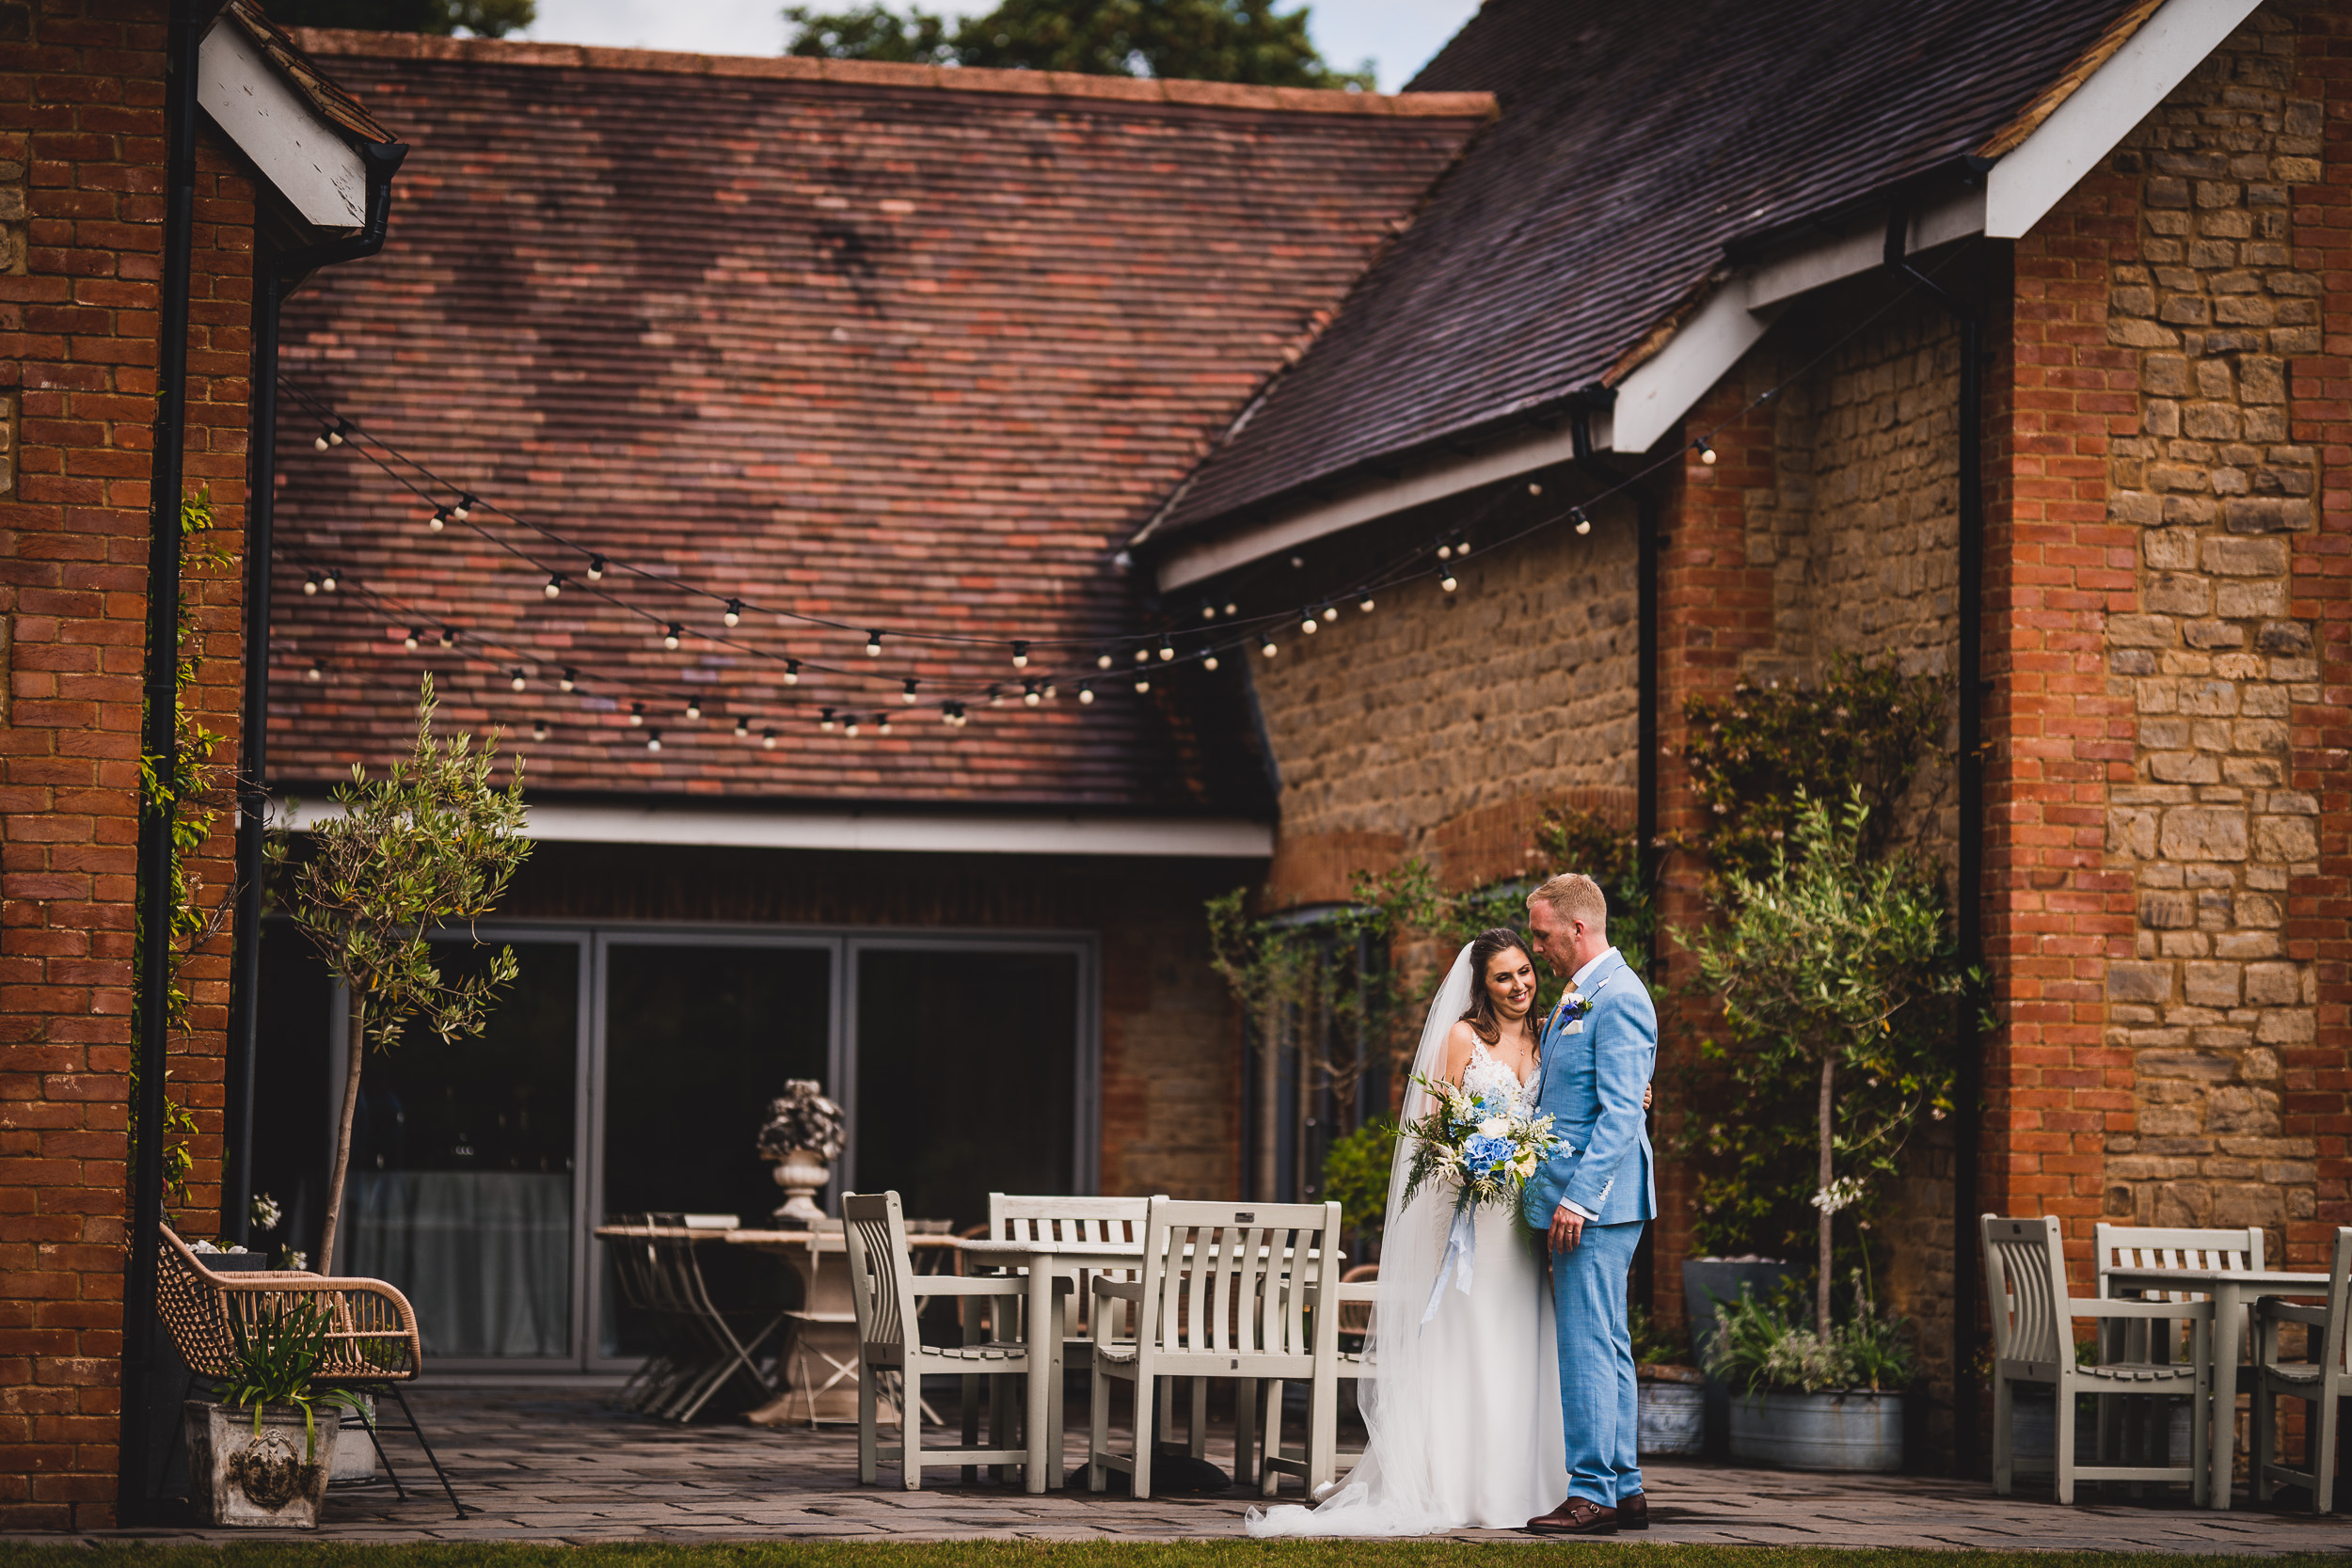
[198,19,368,230]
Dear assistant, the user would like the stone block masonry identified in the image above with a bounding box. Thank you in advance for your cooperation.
[0,0,254,1529]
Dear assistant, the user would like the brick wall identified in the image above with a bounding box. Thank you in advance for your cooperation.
[0,0,252,1528]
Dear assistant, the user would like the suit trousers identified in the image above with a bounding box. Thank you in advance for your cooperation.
[1549,1217,1644,1506]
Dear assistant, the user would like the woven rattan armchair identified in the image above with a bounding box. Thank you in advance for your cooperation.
[157,1223,462,1514]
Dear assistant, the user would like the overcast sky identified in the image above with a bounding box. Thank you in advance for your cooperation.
[517,0,1484,92]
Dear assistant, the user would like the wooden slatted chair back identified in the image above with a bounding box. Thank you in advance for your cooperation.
[2321,1226,2352,1375]
[2093,1223,2264,1302]
[1135,1198,1340,1370]
[843,1191,917,1368]
[987,1193,1152,1248]
[1981,1215,2069,1374]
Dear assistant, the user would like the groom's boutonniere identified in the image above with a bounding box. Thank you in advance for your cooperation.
[1557,989,1591,1036]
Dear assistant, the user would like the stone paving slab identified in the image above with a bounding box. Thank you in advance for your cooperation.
[17,1386,2348,1552]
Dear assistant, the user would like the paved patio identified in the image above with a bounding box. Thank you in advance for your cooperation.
[56,1384,2352,1551]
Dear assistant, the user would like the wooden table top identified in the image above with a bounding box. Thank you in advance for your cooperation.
[591,1224,961,1247]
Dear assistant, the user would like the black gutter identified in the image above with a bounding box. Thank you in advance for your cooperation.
[220,136,406,1249]
[1884,210,1986,1478]
[122,0,206,1521]
[1570,400,1660,1315]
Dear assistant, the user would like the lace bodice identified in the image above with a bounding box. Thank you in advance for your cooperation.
[1461,1039,1534,1111]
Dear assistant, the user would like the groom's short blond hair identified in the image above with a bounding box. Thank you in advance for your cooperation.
[1530,871,1607,932]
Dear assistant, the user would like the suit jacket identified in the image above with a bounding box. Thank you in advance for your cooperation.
[1519,948,1658,1229]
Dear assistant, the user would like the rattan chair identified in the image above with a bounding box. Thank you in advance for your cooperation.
[157,1222,463,1515]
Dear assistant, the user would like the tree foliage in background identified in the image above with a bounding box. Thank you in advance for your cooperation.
[263,0,533,36]
[783,0,1372,87]
[130,488,236,1219]
[1678,656,1950,894]
[1677,791,1965,1339]
[268,677,532,1273]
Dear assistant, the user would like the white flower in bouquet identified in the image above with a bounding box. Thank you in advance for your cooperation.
[1399,1070,1561,1215]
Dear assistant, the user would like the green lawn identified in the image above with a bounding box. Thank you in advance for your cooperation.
[1,1547,2344,1568]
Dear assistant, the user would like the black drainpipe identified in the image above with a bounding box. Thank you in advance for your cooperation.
[122,0,206,1521]
[1885,210,1987,1476]
[220,137,406,1248]
[1570,396,1660,1314]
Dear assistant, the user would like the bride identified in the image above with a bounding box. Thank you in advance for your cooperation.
[1248,927,1647,1537]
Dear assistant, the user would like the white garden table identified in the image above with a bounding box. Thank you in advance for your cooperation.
[2105,1262,2331,1509]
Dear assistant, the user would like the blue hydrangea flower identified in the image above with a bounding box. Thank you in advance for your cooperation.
[1462,1133,1512,1176]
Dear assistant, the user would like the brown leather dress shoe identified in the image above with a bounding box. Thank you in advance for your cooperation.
[1616,1492,1649,1529]
[1524,1497,1618,1535]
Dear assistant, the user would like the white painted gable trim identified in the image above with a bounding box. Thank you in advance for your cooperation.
[274,798,1274,859]
[198,18,369,230]
[1984,0,2266,239]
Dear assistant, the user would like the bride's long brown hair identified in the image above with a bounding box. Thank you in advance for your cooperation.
[1458,927,1538,1047]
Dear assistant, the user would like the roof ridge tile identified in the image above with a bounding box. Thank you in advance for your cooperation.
[285,26,1496,119]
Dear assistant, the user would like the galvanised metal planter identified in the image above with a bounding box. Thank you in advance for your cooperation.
[1637,1368,1707,1456]
[1726,1389,1903,1472]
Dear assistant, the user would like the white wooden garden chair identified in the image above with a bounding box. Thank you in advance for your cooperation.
[1981,1215,2209,1504]
[1086,1197,1341,1500]
[2250,1225,2351,1512]
[2090,1223,2262,1473]
[841,1190,1041,1490]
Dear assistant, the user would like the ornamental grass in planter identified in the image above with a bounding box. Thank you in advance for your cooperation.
[185,1300,371,1528]
[1704,1278,1915,1473]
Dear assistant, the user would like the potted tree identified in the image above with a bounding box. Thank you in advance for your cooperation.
[1704,1278,1916,1472]
[184,1301,370,1528]
[268,677,532,1275]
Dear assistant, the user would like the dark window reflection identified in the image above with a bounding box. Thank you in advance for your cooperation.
[854,948,1077,1229]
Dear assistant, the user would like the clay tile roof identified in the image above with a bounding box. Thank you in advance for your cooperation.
[1144,0,2143,544]
[266,31,1491,812]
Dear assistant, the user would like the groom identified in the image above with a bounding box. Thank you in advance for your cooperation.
[1519,872,1657,1535]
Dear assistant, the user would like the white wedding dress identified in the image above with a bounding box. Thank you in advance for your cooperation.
[1246,946,1568,1536]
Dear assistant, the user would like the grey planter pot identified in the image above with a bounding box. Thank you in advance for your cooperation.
[1637,1372,1707,1456]
[1726,1390,1903,1473]
[1680,1259,1793,1458]
[327,1396,376,1483]
[183,1401,338,1528]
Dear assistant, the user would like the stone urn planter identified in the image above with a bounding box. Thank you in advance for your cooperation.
[1637,1365,1707,1456]
[1727,1389,1904,1473]
[183,1400,339,1528]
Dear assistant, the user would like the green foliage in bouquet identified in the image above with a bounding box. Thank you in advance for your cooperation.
[1396,1072,1556,1212]
[1702,1275,1917,1396]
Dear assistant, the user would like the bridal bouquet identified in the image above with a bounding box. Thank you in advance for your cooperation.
[1398,1072,1560,1212]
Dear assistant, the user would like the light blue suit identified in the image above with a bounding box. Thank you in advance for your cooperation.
[1520,947,1656,1508]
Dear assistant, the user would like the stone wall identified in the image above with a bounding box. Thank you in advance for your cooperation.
[2092,4,2328,1259]
[1248,480,1642,905]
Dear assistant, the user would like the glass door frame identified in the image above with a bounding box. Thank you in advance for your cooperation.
[372,917,1098,1373]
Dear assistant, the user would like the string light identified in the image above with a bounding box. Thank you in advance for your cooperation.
[1572,507,1591,535]
[1693,436,1717,465]
[877,714,892,735]
[734,716,751,738]
[820,708,836,733]
[1078,681,1095,704]
[1322,606,1338,623]
[1042,682,1057,700]
[1225,602,1238,617]
[662,623,682,651]
[761,727,777,750]
[303,571,322,596]
[1359,594,1375,613]
[1300,609,1318,634]
[438,627,456,649]
[1096,650,1114,671]
[544,573,564,599]
[784,659,801,685]
[509,668,527,692]
[901,679,919,705]
[629,702,645,727]
[866,630,882,657]
[313,419,348,451]
[532,718,550,741]
[1158,634,1175,661]
[1262,636,1279,658]
[1011,641,1029,668]
[427,507,449,531]
[306,658,324,682]
[1528,482,1543,496]
[1203,652,1220,672]
[560,667,577,692]
[846,716,861,736]
[1200,604,1217,621]
[1024,680,1041,707]
[319,566,338,593]
[685,698,702,721]
[1134,673,1151,694]
[451,494,476,522]
[1439,567,1458,593]
[723,597,743,628]
[646,729,662,752]
[988,686,1004,706]
[587,554,606,581]
[1436,540,1454,562]
[404,627,421,652]
[1133,645,1151,664]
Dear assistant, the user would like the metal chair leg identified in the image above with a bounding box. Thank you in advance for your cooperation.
[384,1384,466,1517]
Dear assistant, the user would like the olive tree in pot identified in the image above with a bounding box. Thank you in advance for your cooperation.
[268,677,532,1275]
